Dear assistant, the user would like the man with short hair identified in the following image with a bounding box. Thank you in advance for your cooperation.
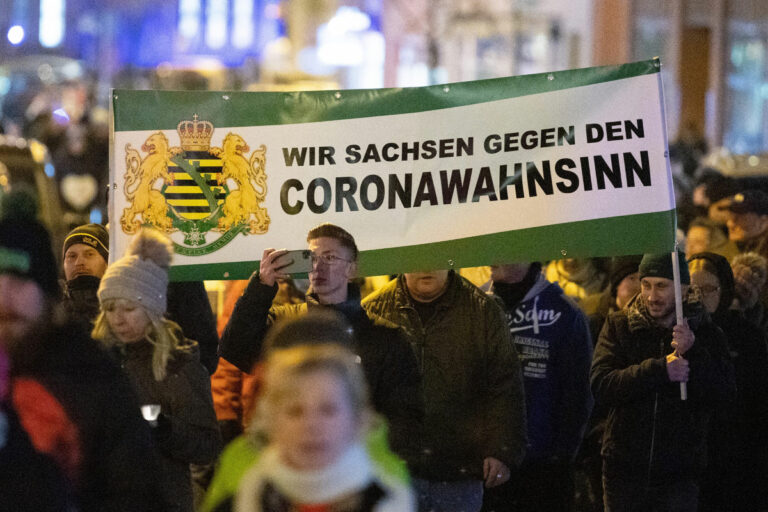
[483,261,592,512]
[219,223,423,462]
[590,252,734,511]
[724,190,768,259]
[362,269,526,512]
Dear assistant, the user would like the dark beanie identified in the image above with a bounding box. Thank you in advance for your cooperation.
[639,251,690,285]
[608,255,643,297]
[63,223,109,263]
[0,190,59,298]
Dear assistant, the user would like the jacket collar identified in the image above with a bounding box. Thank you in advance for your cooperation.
[626,287,707,333]
[394,270,460,312]
[306,283,366,324]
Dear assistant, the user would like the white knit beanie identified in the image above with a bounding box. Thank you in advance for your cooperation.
[98,229,172,316]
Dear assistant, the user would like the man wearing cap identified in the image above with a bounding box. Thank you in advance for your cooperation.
[60,223,220,374]
[723,190,768,259]
[0,195,163,511]
[590,252,734,511]
[62,223,110,326]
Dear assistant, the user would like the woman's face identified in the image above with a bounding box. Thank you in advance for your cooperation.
[269,369,359,471]
[690,268,722,314]
[104,299,150,343]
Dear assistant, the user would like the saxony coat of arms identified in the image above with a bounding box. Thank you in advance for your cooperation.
[120,115,269,255]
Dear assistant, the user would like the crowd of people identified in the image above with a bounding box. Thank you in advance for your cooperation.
[2,157,768,512]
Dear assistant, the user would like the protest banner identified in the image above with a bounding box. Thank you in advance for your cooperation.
[109,58,675,281]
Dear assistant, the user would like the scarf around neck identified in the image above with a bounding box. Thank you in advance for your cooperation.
[235,442,376,512]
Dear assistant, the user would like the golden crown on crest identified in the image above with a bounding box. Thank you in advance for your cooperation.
[177,114,214,151]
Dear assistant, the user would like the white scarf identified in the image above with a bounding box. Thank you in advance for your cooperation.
[235,442,375,511]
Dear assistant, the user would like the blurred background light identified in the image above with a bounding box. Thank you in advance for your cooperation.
[52,107,70,124]
[178,0,201,40]
[205,0,228,50]
[7,25,25,45]
[39,0,65,48]
[232,0,254,49]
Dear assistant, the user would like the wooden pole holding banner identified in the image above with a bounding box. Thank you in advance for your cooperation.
[671,244,688,401]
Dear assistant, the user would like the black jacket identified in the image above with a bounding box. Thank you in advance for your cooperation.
[13,320,164,512]
[111,338,221,512]
[701,309,768,511]
[590,294,735,484]
[219,277,423,461]
[363,272,526,481]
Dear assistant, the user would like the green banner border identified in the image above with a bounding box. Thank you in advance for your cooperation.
[169,209,675,281]
[114,59,660,132]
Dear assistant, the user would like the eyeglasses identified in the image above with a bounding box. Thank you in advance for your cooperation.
[697,284,720,295]
[310,253,352,266]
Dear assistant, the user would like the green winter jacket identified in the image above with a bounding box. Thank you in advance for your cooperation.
[362,272,527,481]
[201,422,409,512]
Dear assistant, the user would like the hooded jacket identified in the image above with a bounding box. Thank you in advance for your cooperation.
[362,272,526,481]
[689,252,768,511]
[219,278,423,463]
[490,274,593,461]
[590,291,735,484]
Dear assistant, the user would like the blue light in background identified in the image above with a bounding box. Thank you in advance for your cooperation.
[89,207,102,224]
[44,163,55,177]
[52,108,70,124]
[39,0,65,48]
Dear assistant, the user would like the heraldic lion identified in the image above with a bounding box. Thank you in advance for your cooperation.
[216,133,270,234]
[121,132,174,234]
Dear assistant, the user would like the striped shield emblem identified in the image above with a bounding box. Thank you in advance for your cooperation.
[165,150,226,220]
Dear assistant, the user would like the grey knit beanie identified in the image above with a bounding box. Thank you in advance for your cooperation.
[97,229,172,316]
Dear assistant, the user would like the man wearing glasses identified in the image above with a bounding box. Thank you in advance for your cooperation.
[219,223,422,462]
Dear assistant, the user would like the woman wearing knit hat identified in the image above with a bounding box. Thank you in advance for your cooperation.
[731,252,768,333]
[92,228,221,512]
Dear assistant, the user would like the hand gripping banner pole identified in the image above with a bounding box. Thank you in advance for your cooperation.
[671,245,688,400]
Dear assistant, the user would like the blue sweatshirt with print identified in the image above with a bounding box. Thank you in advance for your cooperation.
[491,275,593,461]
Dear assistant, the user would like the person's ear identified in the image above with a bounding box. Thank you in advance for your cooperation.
[346,261,358,280]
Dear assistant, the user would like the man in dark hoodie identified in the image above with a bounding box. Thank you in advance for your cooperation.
[590,251,735,511]
[483,262,593,512]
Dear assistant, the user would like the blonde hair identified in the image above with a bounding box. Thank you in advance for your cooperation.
[252,344,372,439]
[92,298,183,381]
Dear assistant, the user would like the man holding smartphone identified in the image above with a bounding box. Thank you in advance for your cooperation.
[219,223,422,463]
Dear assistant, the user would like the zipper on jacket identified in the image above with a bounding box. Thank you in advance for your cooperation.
[644,337,665,497]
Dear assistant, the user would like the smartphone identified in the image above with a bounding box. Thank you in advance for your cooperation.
[273,249,313,274]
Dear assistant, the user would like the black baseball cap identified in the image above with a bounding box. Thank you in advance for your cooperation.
[722,190,768,216]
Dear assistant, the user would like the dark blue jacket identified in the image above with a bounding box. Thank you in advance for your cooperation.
[491,275,593,461]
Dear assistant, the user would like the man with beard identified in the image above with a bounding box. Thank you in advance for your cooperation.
[61,223,109,325]
[590,251,735,511]
[0,194,162,511]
